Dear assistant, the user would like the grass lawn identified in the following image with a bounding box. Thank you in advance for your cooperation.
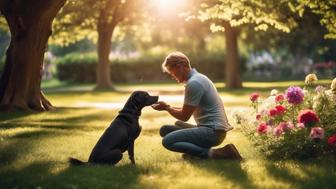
[1,80,335,189]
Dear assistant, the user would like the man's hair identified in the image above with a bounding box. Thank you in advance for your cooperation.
[162,52,191,72]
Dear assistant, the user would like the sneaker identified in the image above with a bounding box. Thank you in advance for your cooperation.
[211,144,243,161]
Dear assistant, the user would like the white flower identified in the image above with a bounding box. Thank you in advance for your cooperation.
[305,73,318,85]
[331,78,336,92]
[270,89,279,96]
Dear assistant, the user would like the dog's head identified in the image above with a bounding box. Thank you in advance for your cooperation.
[130,91,159,108]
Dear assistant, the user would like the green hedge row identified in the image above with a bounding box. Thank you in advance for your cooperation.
[56,53,226,83]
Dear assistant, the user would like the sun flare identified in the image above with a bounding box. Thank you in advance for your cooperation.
[151,0,189,17]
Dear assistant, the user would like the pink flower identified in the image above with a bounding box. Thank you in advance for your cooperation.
[297,109,320,128]
[309,127,325,140]
[328,135,336,146]
[268,108,278,117]
[275,105,286,115]
[273,126,284,137]
[250,92,260,102]
[278,122,294,131]
[296,123,305,129]
[257,123,269,134]
[286,86,304,105]
[275,94,284,103]
[256,113,261,120]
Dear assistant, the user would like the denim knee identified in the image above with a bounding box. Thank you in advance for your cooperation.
[162,135,174,150]
[159,125,180,137]
[159,126,168,137]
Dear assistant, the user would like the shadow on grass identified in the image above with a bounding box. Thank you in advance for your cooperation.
[0,161,141,189]
[186,159,258,189]
[264,160,336,189]
[0,107,118,131]
[0,111,34,122]
[0,127,141,189]
[0,130,56,167]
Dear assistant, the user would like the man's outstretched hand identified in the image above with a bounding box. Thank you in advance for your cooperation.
[151,101,170,111]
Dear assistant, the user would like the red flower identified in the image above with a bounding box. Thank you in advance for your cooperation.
[275,94,284,103]
[256,113,261,120]
[275,105,286,114]
[328,135,336,146]
[257,123,269,134]
[297,109,320,127]
[268,108,278,117]
[250,92,260,102]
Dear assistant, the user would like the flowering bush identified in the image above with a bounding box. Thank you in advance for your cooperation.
[237,74,336,160]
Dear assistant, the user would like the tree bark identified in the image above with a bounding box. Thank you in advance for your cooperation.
[0,0,65,111]
[96,14,115,89]
[223,22,242,89]
[95,0,133,89]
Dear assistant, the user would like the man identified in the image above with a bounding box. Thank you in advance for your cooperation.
[151,52,242,160]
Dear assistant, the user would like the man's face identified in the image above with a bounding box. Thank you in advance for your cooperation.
[166,64,187,83]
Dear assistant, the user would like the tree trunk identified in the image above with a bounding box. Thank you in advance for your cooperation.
[96,4,118,90]
[223,22,242,89]
[96,22,115,89]
[0,0,65,111]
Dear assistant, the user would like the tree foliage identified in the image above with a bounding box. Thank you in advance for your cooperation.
[51,0,143,46]
[198,0,297,33]
[289,0,336,39]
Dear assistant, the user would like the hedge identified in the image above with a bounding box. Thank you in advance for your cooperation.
[55,53,226,83]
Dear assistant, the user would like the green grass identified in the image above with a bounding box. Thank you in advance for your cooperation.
[1,80,335,189]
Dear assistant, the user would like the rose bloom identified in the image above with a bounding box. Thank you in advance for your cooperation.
[250,92,260,102]
[327,135,336,146]
[297,109,320,127]
[273,126,284,137]
[257,123,269,134]
[305,73,318,85]
[278,122,294,131]
[275,105,286,114]
[268,108,278,117]
[256,113,262,120]
[275,94,284,103]
[286,86,304,105]
[309,127,325,140]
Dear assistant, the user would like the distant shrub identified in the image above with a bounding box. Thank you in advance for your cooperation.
[55,52,227,83]
[56,53,97,83]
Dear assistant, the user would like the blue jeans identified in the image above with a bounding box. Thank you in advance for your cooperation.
[160,123,226,158]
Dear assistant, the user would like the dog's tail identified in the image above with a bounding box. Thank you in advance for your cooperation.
[69,157,87,166]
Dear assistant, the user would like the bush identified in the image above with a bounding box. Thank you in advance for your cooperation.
[233,74,336,160]
[56,53,97,83]
[55,52,227,83]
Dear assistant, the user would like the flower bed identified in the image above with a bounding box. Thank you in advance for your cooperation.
[234,74,336,160]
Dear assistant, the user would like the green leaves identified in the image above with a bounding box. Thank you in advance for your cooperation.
[198,0,296,33]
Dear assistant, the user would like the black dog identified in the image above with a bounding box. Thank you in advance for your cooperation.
[69,91,158,165]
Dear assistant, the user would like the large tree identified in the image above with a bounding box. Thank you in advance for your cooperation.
[0,0,66,111]
[198,0,296,89]
[53,0,141,89]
